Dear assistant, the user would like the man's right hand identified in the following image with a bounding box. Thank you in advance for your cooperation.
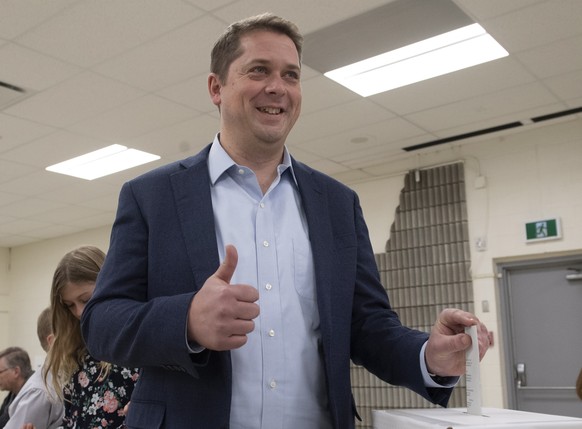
[187,244,260,351]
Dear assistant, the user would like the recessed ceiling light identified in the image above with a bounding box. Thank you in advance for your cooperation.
[46,144,160,180]
[324,23,508,97]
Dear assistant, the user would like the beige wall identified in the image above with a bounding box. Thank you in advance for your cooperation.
[1,116,581,408]
[2,226,110,369]
[351,116,582,407]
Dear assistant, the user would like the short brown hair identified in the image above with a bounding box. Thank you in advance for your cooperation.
[37,307,53,352]
[210,12,303,83]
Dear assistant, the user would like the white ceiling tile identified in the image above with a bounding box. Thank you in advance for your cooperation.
[544,71,582,101]
[24,222,85,240]
[287,146,322,164]
[68,95,198,141]
[484,0,582,52]
[213,0,393,34]
[517,35,582,79]
[96,16,226,91]
[0,159,38,185]
[40,180,120,205]
[31,204,107,224]
[16,0,205,67]
[307,159,351,176]
[0,1,581,247]
[292,99,394,143]
[300,75,360,115]
[0,114,56,151]
[127,114,219,160]
[183,0,236,12]
[1,130,116,168]
[293,117,425,159]
[371,57,537,115]
[0,217,53,235]
[328,169,376,184]
[454,0,545,20]
[405,82,560,131]
[0,43,81,90]
[64,211,118,230]
[0,0,77,39]
[0,169,76,198]
[0,197,65,218]
[0,192,24,208]
[0,234,38,247]
[3,72,145,127]
[155,73,216,114]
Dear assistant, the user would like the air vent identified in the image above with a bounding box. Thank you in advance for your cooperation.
[0,80,31,110]
[403,106,582,152]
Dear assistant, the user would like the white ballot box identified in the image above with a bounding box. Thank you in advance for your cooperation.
[372,407,582,429]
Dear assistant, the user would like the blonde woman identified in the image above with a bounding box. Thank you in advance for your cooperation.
[44,246,139,428]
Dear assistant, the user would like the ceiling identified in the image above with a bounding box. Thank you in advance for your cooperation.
[1,0,582,248]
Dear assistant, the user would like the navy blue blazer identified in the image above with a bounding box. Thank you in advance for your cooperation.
[82,144,452,429]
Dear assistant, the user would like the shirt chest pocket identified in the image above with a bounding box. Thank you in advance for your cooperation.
[292,237,317,301]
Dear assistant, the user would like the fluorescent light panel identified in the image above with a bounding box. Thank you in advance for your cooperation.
[46,144,160,180]
[325,24,508,97]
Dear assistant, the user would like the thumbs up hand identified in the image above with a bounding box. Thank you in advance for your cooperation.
[187,245,260,351]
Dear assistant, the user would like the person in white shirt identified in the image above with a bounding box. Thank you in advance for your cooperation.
[5,308,63,429]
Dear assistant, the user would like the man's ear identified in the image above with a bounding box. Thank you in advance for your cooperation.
[208,73,222,107]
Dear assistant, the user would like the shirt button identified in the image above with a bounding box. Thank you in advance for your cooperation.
[263,240,269,247]
[265,283,272,291]
[268,329,275,337]
[259,202,265,208]
[269,380,277,389]
[238,168,244,175]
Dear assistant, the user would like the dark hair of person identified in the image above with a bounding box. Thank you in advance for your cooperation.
[210,12,303,83]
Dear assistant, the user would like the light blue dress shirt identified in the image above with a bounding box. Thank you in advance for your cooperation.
[209,137,333,429]
[207,136,455,428]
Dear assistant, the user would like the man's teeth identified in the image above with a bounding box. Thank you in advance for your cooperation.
[259,107,281,114]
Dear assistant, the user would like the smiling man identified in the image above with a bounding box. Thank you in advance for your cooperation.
[82,13,490,429]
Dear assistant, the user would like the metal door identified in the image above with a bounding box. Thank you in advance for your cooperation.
[499,255,582,417]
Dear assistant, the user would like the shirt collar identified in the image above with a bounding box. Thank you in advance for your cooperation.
[208,134,298,186]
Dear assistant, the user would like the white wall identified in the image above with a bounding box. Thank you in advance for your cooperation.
[351,116,582,407]
[2,226,110,367]
[1,116,581,409]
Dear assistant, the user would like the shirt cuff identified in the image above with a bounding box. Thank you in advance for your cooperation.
[420,341,459,388]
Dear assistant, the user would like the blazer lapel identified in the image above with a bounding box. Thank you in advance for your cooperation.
[293,160,334,351]
[170,148,220,287]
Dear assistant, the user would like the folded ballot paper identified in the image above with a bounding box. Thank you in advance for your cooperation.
[372,326,582,429]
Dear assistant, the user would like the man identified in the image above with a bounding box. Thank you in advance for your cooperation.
[0,348,33,428]
[82,13,490,429]
[4,308,64,429]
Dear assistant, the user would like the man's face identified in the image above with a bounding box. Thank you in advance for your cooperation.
[0,357,16,392]
[209,30,302,150]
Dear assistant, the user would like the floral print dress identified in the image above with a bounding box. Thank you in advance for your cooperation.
[63,354,139,428]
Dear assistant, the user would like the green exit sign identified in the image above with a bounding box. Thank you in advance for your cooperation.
[525,218,561,242]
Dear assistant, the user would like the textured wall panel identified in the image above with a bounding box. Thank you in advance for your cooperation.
[351,163,474,428]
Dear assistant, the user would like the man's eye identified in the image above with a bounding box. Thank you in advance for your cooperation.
[285,71,300,80]
[250,66,268,74]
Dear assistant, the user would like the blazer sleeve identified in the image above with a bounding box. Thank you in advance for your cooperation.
[81,178,205,377]
[348,191,453,407]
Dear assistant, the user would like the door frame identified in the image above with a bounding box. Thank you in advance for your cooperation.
[497,252,582,410]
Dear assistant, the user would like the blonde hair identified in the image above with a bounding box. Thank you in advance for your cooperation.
[44,245,110,399]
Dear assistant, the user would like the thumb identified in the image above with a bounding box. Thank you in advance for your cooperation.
[214,244,238,284]
[448,332,472,353]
